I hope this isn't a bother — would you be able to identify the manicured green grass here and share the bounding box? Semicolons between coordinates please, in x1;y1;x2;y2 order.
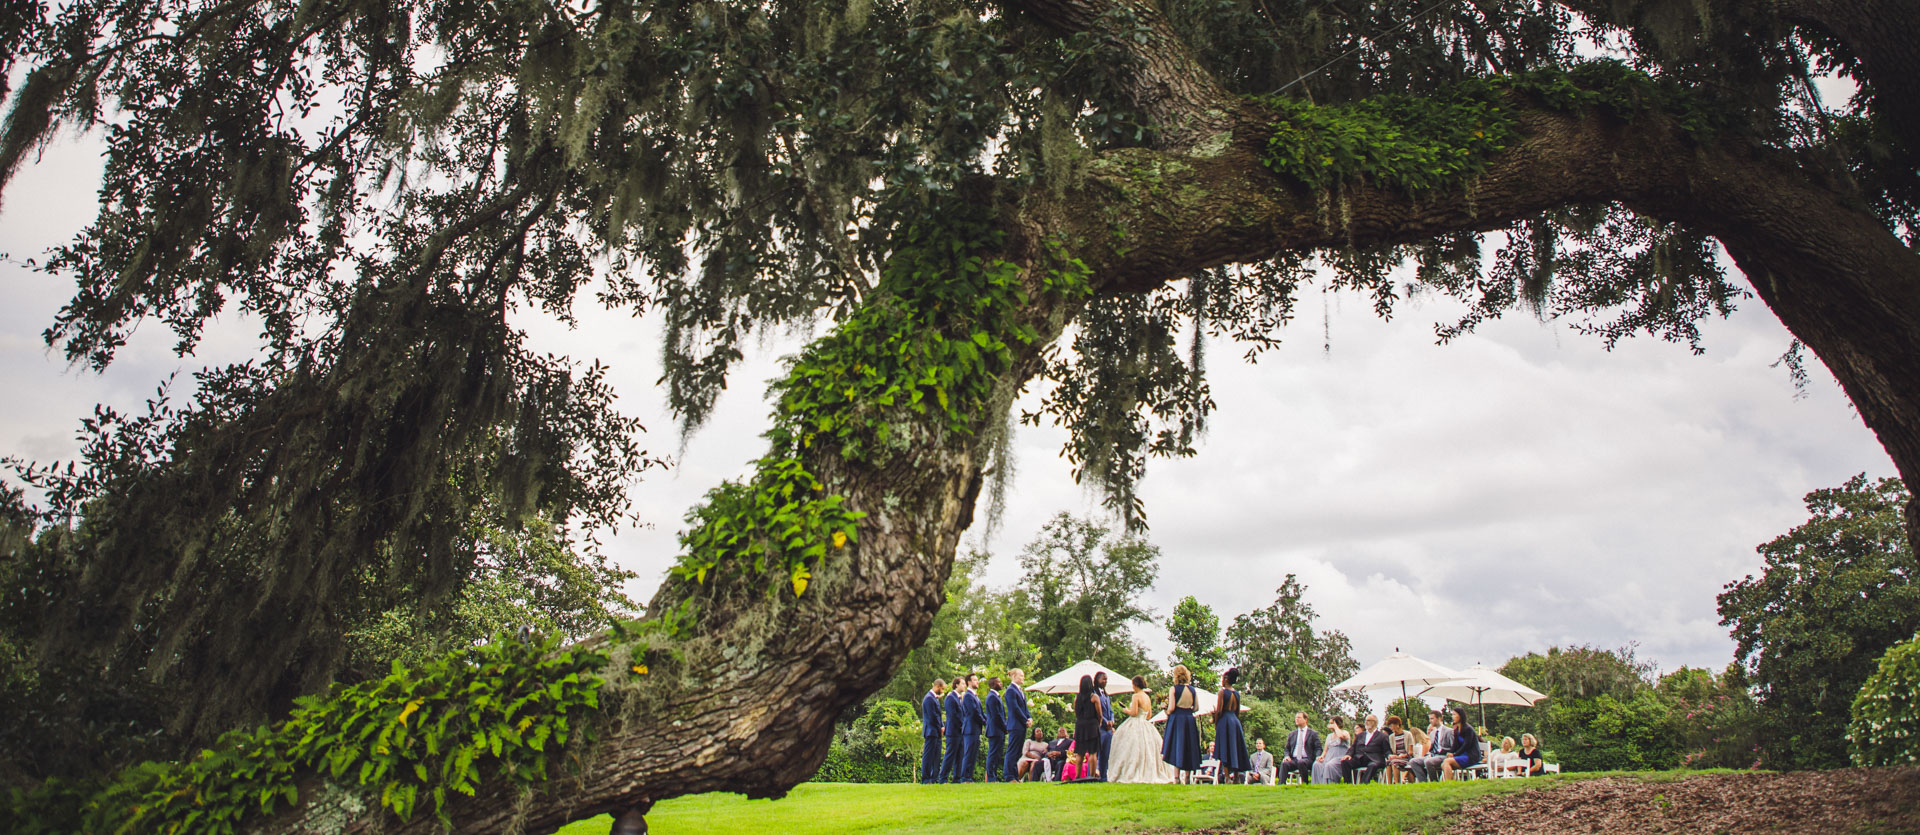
551;775;1605;834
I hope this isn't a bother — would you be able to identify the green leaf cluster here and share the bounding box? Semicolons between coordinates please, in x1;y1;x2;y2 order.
1850;632;1920;767
1258;86;1519;193
668;211;1090;604
2;634;605;834
1256;62;1721;194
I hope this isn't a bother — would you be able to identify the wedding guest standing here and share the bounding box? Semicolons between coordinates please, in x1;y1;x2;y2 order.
985;676;1008;782
941;677;964;782
1071;675;1103;781
1212;668;1252;782
1003;669;1031;782
1161;664;1203;782
960;674;985;782
1094;671;1115;781
921;678;947;784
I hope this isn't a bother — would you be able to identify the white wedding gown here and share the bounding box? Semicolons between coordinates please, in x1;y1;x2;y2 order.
1107;697;1177;784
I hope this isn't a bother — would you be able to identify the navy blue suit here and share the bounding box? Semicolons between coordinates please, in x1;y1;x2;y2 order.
1003;682;1030;781
984;689;1008;782
1097;690;1114;780
960;689;985;781
940;690;964;782
920;690;944;784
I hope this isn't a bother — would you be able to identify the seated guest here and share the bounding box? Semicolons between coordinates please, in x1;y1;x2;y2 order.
1438;708;1482;781
1061;742;1081;781
1340;715;1388;784
1518;733;1545;776
1495;736;1523;776
1311;717;1349;785
1384;716;1413;784
1197;742;1218;782
1246;739;1275;784
1410;710;1452;783
1045;726;1073;780
1279;711;1321;785
1017;727;1050;781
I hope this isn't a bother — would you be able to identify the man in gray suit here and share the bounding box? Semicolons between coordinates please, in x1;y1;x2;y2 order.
1410;709;1453;782
1245;739;1275;784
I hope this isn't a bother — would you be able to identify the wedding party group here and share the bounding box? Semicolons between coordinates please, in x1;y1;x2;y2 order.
918;664;1265;785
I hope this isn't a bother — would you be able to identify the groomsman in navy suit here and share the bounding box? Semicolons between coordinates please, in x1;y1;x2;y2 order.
1094;671;1115;781
960;674;986;781
920;679;946;784
940;678;965;782
984;677;1008;781
1002;669;1030;782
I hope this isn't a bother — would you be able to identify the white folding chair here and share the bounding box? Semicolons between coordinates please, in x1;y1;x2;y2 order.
1458;743;1494;780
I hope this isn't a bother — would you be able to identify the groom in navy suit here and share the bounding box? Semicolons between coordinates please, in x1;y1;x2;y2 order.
1002;669;1030;783
940;678;964;782
984;677;1008;782
920;679;946;784
1094;671;1115;781
960;674;985;781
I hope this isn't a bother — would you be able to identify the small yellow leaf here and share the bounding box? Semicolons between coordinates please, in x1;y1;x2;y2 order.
517;717;533;733
397;698;424;727
792;573;810;596
831;531;848;549
631;664;649;675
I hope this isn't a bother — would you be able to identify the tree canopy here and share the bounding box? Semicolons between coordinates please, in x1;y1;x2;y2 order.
4;0;1920;829
1718;474;1919;770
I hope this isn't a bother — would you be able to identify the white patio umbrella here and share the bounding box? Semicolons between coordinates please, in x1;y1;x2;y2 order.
1331;649;1464;708
1418;664;1548;728
1027;659;1137;695
1150;686;1217;722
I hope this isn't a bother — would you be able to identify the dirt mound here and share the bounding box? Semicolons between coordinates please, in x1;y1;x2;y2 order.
1443;768;1920;834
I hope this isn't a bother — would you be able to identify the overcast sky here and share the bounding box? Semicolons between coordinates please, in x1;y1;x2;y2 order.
2;131;1897;705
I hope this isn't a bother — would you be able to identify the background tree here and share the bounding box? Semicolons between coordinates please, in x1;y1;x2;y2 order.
5;0;1920;827
1850;631;1920;768
1383;696;1430;732
1491;644;1670;771
1007;512;1159;677
1657;665;1760;770
1718;475;1920;770
1167;595;1224;687
1224;576;1364;718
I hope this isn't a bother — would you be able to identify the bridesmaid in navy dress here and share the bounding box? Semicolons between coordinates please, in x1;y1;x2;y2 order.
1160;664;1203;782
1212;667;1252;781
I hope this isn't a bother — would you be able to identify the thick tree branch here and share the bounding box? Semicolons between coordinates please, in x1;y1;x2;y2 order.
1774;0;1920;156
1007;0;1242;149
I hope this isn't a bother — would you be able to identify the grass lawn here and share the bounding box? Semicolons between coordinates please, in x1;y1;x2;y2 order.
551;775;1622;834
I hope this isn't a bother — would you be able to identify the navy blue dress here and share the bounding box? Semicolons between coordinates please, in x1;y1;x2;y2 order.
1161;683;1203;771
1212;687;1252;774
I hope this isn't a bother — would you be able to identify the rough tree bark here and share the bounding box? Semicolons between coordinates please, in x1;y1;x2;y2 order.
247;0;1920;831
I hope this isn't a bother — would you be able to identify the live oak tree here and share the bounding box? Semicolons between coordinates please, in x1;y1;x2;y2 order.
4;0;1920;830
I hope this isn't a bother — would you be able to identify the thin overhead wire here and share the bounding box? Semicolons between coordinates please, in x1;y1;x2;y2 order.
1266;0;1465;96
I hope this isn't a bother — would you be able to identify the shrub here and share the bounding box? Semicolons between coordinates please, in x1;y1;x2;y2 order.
1851;633;1920;766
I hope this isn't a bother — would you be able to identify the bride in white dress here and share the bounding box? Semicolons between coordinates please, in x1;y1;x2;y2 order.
1107;675;1177;784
